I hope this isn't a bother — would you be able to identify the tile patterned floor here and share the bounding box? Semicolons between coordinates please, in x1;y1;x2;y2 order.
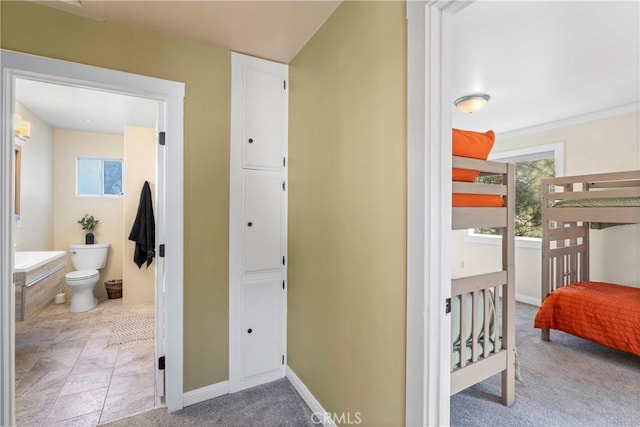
15;299;157;427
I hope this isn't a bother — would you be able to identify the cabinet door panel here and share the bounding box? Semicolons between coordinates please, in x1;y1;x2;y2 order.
244;68;283;170
243;174;282;273
243;278;282;378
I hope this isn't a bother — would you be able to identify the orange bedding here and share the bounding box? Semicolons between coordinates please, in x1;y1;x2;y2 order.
534;281;640;356
453;193;505;207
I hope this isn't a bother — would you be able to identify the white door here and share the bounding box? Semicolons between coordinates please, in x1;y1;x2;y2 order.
244;68;285;171
243;173;283;273
154;102;166;402
229;53;288;392
243;278;283;378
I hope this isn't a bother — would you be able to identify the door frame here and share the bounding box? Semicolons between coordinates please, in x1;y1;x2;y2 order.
405;1;473;425
0;50;185;424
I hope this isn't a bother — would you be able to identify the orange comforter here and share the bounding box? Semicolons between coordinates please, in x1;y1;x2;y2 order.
534;281;640;356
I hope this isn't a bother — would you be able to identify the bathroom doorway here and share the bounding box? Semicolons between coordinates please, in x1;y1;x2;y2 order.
12;78;162;425
1;50;185;425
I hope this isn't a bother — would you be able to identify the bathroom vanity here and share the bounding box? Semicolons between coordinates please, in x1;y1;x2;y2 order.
14;251;67;321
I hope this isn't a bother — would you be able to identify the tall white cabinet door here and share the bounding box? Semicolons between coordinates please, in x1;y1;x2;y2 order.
243;278;283;378
244;69;285;171
243;174;283;273
230;52;288;393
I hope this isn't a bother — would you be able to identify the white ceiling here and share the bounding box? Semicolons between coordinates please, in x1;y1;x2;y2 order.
15;79;158;134
452;1;640;134
19;1;640;136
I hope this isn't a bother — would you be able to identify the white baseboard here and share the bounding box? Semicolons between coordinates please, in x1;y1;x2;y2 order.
183;381;229;407
286;366;337;427
516;294;541;307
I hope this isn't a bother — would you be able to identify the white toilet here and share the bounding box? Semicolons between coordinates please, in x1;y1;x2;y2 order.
66;243;110;313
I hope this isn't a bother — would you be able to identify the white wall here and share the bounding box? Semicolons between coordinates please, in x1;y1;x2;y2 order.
452;111;640;304
53;129;124;301
122;126;156;305
14;102;54;251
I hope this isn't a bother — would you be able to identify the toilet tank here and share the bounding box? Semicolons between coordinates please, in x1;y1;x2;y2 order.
69;243;110;270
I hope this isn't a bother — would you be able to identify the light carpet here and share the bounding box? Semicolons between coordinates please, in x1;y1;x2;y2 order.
106;312;155;348
451;302;640;426
103;378;315;427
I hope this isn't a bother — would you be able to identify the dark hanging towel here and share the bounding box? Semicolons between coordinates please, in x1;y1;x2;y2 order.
128;181;155;268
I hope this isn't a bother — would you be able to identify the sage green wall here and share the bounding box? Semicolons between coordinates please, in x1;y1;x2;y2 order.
288;2;407;425
1;1;230;391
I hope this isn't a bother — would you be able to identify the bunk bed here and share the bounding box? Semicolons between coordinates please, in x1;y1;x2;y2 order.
535;171;640;356
450;153;516;406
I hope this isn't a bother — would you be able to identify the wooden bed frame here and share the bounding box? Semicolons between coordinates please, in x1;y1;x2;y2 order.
450;156;516;406
540;170;640;341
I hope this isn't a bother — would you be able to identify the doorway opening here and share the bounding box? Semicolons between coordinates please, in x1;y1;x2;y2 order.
1;50;185;425
13;77;160;425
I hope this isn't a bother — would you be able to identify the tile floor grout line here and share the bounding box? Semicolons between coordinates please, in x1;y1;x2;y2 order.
37;389;64;427
98;347;120;426
20;310;70;427
40;310;87;427
85;307;116;426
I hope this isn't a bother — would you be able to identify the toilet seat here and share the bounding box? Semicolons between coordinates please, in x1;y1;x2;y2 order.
66;269;99;281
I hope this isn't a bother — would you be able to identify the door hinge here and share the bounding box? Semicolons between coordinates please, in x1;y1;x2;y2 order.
282;256;286;266
283;80;287;90
283;157;286;167
159;244;165;258
282;355;285;365
158;356;166;370
445;298;451;314
282;181;286;191
159;131;166;146
282;280;285;290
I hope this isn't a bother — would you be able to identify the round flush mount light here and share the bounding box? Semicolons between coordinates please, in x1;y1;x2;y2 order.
454;93;490;114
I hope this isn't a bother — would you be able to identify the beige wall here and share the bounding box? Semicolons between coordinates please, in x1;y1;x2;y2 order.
2;0;231;390
288;2;407;425
122;126;156;305
14;102;54;251
53;129;124;301
498;112;639;176
453;111;640;302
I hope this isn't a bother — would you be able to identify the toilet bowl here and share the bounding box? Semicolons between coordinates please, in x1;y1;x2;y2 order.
65;243;110;313
66;269;100;313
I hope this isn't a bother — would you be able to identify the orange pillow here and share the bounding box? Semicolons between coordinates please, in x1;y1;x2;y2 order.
452;194;504;208
452;129;495;182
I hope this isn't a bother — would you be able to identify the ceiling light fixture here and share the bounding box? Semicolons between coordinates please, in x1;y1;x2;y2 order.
454;93;490;114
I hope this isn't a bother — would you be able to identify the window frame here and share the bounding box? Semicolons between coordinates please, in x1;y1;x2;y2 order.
465;142;564;249
76;156;124;198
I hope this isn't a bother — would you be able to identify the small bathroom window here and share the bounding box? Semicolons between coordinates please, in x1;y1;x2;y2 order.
77;157;123;197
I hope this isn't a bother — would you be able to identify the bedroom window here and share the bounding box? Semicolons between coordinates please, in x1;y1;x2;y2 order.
77;157;124;197
467;143;564;247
